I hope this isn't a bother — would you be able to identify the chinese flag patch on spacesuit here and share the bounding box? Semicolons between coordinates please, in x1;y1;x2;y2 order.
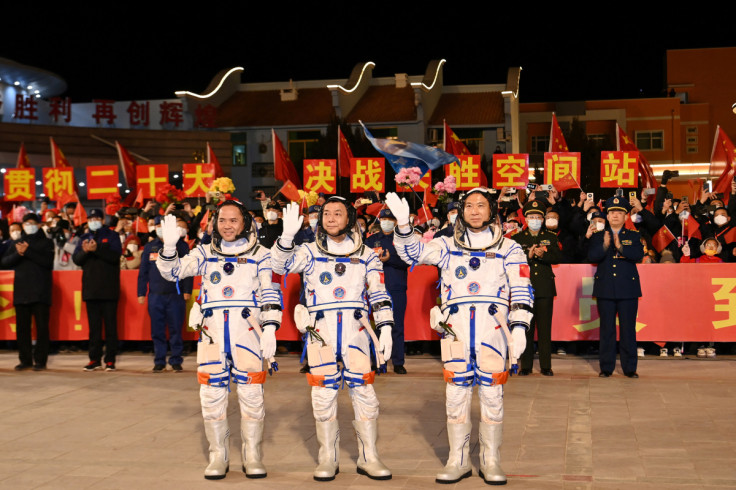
519;264;530;278
379;272;385;283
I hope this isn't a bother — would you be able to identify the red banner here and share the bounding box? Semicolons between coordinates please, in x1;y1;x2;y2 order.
303;159;337;194
3;265;736;342
86;165;119;200
136;164;169;199
544;152;581;187
350;158;385;193
182;163;215;197
445;155;483;190
3;168;36;201
601;151;639;188
492;153;529;189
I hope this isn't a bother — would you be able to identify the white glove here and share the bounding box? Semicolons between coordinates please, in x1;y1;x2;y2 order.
294;304;311;334
429;306;444;333
280;202;303;247
378;326;393;361
161;214;179;254
188;304;204;329
260;324;277;359
511;327;527;361
385;192;410;226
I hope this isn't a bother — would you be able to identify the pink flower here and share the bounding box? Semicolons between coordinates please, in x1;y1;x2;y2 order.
395;167;422;187
443;176;457;193
421;230;435;243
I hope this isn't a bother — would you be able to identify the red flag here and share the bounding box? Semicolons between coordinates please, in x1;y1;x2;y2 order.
414;204;433;226
686;215;701;240
554;172;580;192
272;130;301;187
16;143;30;168
652;225;676;253
364;202;384;217
424;187;438;207
710;126;736;205
200;209;211;232
206;142;224;179
445;121;487;186
277;180;301;203
50;137;70;168
548;113;569;152
617;123;658;190
72;200;87;228
134;217;149;234
721;227;736;244
624;214;636;231
115;141;138;192
133;187;145;208
337;127;353;178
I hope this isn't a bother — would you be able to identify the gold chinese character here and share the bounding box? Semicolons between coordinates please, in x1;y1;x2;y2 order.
44;168;75;200
352;159;383;191
305;161;335;193
712;278;736;329
495;155;526;187
184;165;214;196
5;170;34;200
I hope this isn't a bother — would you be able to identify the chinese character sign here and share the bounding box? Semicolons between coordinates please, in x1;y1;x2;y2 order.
543;152;581;186
3;169;35;201
600;151;638;188
182;163;215;197
444;155;482;190
350;158;385;193
43;168;75;201
136;165;169;199
303;159;337;194
86;166;120;199
492;154;529;189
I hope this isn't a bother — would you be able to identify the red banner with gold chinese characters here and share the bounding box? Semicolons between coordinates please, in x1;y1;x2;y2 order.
544;152;581;187
303;159;337;194
350;158;385;193
492;153;529;189
182;163;215;197
86;165;119;200
3;168;36;201
601;151;639;188
445;155;483;190
136;164;169;199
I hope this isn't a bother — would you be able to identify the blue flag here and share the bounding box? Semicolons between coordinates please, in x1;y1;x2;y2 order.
361;121;459;177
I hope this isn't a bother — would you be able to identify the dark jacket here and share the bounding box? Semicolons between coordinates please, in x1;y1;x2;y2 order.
137;238;193;296
1;230;54;305
588;227;644;299
512;228;561;298
365;231;409;290
73;226;122;301
257;220;283;249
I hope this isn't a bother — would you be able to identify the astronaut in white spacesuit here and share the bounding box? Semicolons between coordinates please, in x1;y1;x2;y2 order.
157;201;282;480
386;188;533;485
271;197;394;482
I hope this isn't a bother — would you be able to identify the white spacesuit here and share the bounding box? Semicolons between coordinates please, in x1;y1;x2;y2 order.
156;203;282;480
387;189;532;485
271;198;394;482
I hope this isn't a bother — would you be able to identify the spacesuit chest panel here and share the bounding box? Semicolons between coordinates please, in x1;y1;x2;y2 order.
442;246;510;308
305;245;368;312
201;252;261;308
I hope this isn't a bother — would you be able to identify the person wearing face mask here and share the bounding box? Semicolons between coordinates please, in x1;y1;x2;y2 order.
257;202;283;248
705;207;736;261
512;201;561;376
663;199;704;262
73;209;122;372
434;202;460;238
294;205;321;245
120;235;143;270
138;214;193;372
51;219;81;271
680;236;723;263
2;215;54;371
365;208;410;374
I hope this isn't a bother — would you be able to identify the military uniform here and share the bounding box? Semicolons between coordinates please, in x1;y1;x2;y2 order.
588;197;644;377
512;201;561;375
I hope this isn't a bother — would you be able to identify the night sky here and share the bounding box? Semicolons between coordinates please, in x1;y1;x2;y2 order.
2;6;733;104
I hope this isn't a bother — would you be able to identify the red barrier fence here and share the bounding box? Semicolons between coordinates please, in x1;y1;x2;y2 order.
1;264;735;342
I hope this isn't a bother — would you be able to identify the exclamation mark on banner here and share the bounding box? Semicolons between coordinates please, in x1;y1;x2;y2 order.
74;291;82;331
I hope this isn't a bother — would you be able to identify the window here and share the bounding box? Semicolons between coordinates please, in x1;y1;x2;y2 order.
288;130;321;163
232;144;246;166
530;136;549;154
452;128;484;155
365;127;398;139
635;130;664;151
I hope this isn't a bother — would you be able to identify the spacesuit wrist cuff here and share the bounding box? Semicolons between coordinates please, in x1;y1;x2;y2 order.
394;225;413;238
159;248;177;260
276;239;294;251
261;321;280;331
509;321;529;332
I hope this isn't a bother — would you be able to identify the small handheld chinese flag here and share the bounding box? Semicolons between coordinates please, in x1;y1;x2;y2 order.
652;225;676;253
72;201;88;228
277;180;301;203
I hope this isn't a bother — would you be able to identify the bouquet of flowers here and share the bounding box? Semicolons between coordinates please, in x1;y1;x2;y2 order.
156;184;186;213
297;189;319;208
394;167;423;189
433;176;457;205
105;194;122;216
208;177;235;205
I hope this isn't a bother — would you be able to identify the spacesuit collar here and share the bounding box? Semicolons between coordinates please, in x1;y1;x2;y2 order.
316;223;363;256
454;223;503;251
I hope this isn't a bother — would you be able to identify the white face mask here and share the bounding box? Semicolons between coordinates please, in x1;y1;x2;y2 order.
595;221;605;231
527;218;542;231
23;224;39;235
155;227;164;239
10;231;21;241
380;220;396;232
88;220;102;231
449;214;457;224
178;227;187;238
266;211;278;221
631;213;642;223
714;215;728;226
679;211;690;220
309;218;319;228
545;218;558;229
126;244;139;253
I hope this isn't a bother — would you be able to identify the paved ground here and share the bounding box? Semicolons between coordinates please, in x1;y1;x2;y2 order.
0;351;735;489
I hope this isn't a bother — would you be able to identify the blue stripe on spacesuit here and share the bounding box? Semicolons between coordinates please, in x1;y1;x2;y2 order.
206;257;257;264
223;310;231;356
481;342;503;358
336;311;343;363
235;343;262;360
469;306;476;362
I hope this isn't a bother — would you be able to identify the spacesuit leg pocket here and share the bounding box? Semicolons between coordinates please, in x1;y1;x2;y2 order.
441;338;473;386
345;329;374;388
197;341;228;387
307;341;341;389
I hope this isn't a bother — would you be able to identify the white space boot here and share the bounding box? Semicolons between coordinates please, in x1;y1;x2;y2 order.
241;419;267;478
203;419;230;480
314;420;340;481
353;419;392;480
435;421;472;484
479;422;506;485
